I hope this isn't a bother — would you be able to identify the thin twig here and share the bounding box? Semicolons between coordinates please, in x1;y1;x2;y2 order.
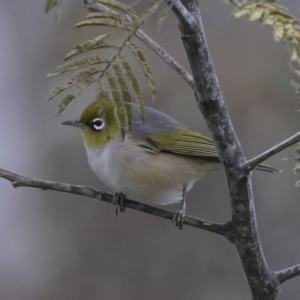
0;167;232;240
228;0;240;5
276;264;300;284
245;132;300;171
83;0;195;89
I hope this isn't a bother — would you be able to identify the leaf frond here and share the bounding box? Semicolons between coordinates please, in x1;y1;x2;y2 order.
129;43;157;100
65;34;116;60
113;63;133;127
156;5;172;31
86;12;129;21
121;60;145;119
47;0;162;121
55;94;76;116
232;1;300;63
48;66;102;101
48;55;108;76
75;18;131;30
45;0;63;19
106;72;129;131
94;0;137;17
98;0;163;83
73;66;102;84
48;79;75;100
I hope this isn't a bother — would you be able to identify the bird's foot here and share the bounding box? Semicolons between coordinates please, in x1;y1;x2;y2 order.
113;192;126;215
172;209;185;230
172;183;187;230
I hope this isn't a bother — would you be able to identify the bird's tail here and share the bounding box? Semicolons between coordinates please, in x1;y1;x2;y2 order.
256;163;280;173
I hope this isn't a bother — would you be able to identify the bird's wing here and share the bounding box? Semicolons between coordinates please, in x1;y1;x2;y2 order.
128;104;218;158
129;127;219;158
159;128;219;157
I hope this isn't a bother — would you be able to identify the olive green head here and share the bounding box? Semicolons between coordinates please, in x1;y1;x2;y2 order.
62;94;120;147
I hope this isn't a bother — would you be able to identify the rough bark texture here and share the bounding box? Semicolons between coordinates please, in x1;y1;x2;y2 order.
172;0;280;298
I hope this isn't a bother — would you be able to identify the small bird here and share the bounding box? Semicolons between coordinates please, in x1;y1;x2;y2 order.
62;93;277;229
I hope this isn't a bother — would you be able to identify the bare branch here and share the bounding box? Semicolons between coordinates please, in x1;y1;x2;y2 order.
245;132;300;171
172;0;279;298
83;0;195;88
276;264;300;284
0;167;232;239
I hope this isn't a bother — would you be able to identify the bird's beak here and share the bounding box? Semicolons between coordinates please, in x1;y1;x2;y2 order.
61;119;86;128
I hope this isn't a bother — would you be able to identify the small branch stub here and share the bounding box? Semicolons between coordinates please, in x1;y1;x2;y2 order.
245;132;300;172
276;264;300;284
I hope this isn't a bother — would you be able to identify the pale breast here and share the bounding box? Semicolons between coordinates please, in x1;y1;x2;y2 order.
84;138;206;205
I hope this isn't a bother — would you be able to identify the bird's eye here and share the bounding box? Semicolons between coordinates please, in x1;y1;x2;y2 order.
91;118;105;131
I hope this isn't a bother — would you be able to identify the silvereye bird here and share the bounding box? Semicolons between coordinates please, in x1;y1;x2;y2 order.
62;93;277;228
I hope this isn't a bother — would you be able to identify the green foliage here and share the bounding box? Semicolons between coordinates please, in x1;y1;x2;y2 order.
233;0;300;66
75;15;132;30
94;0;136;17
64;34;115;60
231;0;300;182
45;0;63;19
156;5;173;31
122;60;145;119
112;63;133;126
48;55;108;76
129;43;157;100
47;0;161;132
55;94;76;116
232;1;300;75
106;72;129;131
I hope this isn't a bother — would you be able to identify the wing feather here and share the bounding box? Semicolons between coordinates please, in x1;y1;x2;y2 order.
128;104;219;159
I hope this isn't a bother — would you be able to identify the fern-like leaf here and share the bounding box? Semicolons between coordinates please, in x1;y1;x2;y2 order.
94;0;136;17
113;63;133;127
129;43;157;100
48;55;108;76
121;60;145;120
106;72;129;130
45;0;63;20
75;18;131;30
86;12;129;21
48;67;102;100
55;94;76;116
97;0;163;87
65;34;116;60
48;79;74;100
156;5;173;31
233;1;300;63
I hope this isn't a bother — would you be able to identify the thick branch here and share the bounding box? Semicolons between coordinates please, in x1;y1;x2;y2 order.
167;0;198;31
276;264;300;284
0;167;232;240
172;0;279;299
83;0;195;89
245;132;300;171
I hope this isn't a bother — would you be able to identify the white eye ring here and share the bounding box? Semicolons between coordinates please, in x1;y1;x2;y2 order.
91;118;105;131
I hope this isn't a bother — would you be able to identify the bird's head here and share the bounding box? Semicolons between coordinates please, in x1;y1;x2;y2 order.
62;94;119;148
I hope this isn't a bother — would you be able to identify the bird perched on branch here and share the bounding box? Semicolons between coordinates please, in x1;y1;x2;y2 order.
62;92;277;229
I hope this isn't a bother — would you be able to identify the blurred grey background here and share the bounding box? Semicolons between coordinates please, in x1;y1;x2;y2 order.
0;1;300;299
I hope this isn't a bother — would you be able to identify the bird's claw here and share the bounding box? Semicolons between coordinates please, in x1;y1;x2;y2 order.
172;209;185;230
172;183;187;230
113;192;126;215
